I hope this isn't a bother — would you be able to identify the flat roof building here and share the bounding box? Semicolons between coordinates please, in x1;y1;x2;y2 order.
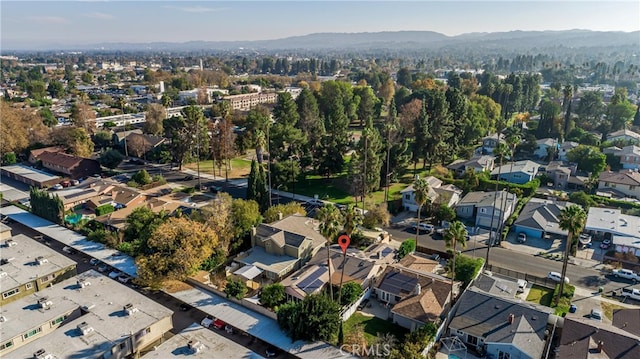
1;270;173;358
0;164;61;188
1;234;77;305
142;322;264;358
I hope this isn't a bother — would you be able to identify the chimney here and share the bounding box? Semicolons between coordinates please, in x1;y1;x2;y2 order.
597;341;604;353
508;313;515;324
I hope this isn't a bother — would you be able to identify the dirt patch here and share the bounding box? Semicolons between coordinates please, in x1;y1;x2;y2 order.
162;279;194;293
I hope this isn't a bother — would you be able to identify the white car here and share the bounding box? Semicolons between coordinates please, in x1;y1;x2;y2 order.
547;271;570;284
612;269;639;282
411;223;434;233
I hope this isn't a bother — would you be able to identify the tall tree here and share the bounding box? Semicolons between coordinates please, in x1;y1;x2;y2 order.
296;88;325;167
413;177;431;241
355;117;383;206
271;92;305;160
315;204;344;299
556;205;586;305
144;103;166;135
485;142;508;267
445;221;468;302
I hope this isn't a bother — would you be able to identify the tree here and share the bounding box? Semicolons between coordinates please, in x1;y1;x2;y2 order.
192;192;234;255
341;204;363;237
413;177;431;240
124;206;168;253
339;282;364;306
445;221;468;302
397;68;413;87
263;202;306;223
135;217;218;288
398;239;416;259
556;205;586;305
99;149;124;169
362;203;391;229
39;107;57;127
224;278;248;299
2;152;17;165
315;204;344;299
1;102;48;155
566;145;606;175
47;80;65;98
259;283;285;309
277;294;341;342
132;169;152;185
231;199;262;245
271;92;304;161
70;102;96;133
93;130;112;149
355;117;383;207
144;103;166;135
52;127;94;158
575;91;605;129
435;204;456;225
296;88;324;166
30;188;63;224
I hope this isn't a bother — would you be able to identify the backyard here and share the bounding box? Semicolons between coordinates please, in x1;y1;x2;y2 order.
342;312;408;345
526;285;554;307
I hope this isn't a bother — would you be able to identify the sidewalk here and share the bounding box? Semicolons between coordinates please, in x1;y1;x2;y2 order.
573;286;639;308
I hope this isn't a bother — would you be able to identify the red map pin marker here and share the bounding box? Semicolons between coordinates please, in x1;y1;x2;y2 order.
338;234;350;254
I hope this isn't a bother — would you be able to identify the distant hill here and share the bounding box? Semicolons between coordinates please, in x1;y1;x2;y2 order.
7;30;640;53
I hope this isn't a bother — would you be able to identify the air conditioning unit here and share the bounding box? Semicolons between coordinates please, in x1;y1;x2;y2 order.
187;340;203;354
124;303;138;316
77;278;91;288
77;321;94;336
38;297;53;309
5;239;17;247
81;304;95;312
0;270;7;278
36;256;48;265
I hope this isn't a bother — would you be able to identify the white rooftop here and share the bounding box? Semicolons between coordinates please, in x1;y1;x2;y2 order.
585;207;640;239
0;234;76;289
0;206;138;277
0;164;61;183
142;322;264;358
3;270;173;358
171;287;356;359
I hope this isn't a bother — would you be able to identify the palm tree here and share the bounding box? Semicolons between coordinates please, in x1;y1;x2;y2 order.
315;204;343;300
161;93;173;108
254;129;267;164
337;205;363;304
556;205;586;305
413;177;431;241
485;142;509;267
445;221;468;303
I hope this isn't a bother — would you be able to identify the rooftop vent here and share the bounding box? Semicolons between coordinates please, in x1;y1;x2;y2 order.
36;256;48;265
124;303;139;316
0;315;7;322
38;297;53;309
77;278;91;288
187;340;203;354
0;270;7;278
81;304;95;312
77;321;94;336
5;239;17;247
0;257;15;265
33;349;53;359
508;313;515;324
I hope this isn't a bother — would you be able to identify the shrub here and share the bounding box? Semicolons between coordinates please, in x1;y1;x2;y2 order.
132;169;152;185
95;204;115;216
260;283;286;309
224;278;248;299
398;239;416;259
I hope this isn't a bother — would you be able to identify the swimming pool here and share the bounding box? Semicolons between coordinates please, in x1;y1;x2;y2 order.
65;213;85;224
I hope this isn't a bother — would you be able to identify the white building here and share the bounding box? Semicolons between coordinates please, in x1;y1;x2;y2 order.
585;207;640;256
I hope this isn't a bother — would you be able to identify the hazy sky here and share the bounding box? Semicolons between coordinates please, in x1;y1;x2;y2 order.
2;1;639;49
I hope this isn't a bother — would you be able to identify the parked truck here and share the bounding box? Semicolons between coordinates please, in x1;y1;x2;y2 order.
612;269;640;282
621;287;640;301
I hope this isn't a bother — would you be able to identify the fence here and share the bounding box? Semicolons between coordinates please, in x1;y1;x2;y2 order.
485;264;557;289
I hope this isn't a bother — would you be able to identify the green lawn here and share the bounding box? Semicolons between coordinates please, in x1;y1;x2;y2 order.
526;285;554;307
343;312;408;345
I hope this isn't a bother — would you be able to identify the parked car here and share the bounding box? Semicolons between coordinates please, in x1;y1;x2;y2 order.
569;304;578;313
517;233;527;243
612;268;639;282
51;184;63;190
590;308;603;321
600;239;612;249
108;271;120;279
620;287;640;301
411;222;434;233
517;279;528;293
117;274;132;284
71;180;80;186
62;246;77;254
547;271;570;284
97;264;108;272
201;316;214;328
305;198;324;207
212;318;225;330
89;258;100;266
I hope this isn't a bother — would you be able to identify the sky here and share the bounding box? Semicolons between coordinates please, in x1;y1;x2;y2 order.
1;1;639;49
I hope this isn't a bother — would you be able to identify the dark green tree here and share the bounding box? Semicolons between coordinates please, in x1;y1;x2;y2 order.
259;283;286;308
225;278;248;299
339;282;364;305
398;239;416;259
276;294;340;342
30;188;63;224
99;149;124;169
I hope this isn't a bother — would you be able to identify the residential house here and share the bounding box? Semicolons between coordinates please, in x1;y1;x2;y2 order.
490;160;539;185
472;273;520;298
448;287;552;359
0;234;77;306
112;129;143;146
38;152;101;179
397;253;441;274
584;207;640;256
456;191;518;230
544;161;585;190
534;138;557;159
125;132;167;158
1;270;173;358
237;214;326;280
28;146;66;164
556;317;640;359
613;145;640;170
612;308;640;337
281;246;383;301
513;198;572;239
475;133;505;155
607;129;640;144
86;184;146;211
374;266;453;332
401;176;462;212
447;155;495;177
558;141;579;161
597;169;640;199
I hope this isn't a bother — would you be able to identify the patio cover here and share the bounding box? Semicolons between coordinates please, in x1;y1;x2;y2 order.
234;265;263;280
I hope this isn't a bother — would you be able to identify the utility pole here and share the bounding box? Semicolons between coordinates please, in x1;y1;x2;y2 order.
267;123;272;207
362;130;367;211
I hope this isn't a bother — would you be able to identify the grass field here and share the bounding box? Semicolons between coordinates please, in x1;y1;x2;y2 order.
526;285;554;307
342;312;408;345
185;157;253;178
